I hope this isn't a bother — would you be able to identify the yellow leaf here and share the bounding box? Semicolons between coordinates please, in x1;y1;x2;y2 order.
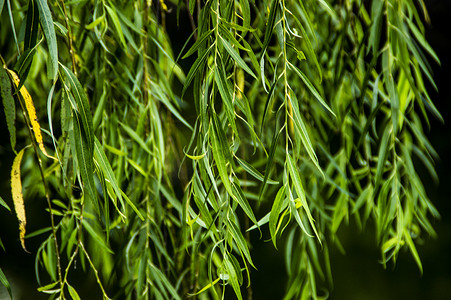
184;151;207;160
11;147;30;252
6;69;56;160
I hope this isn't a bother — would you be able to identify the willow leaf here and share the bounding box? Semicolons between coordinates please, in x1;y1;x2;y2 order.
220;37;257;79
286;153;321;243
119;122;152;155
182;28;214;59
0;67;16;152
0;267;12;300
82;219;114;254
7;69;55;159
263;0;279;52
94;137;126;217
17;0;39;87
105;4;127;50
60;64;94;153
67;283;81;300
182;45;213;97
36;0;58;81
209;113;233;196
232;182;258;226
270;186;286;248
11;146;29;252
235;156;278;184
375;125;392;189
228;219;255;268
0;196;10;212
288;61;335;116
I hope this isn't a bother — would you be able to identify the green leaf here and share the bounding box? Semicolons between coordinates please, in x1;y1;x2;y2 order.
60;64;94;154
375;124;392;189
214;57;237;134
288;61;335;116
94;137;128;218
406;18;440;64
189;0;195;15
182;45;213;97
224;254;243;300
220;37;257;79
119;121;152;155
0;196;11;211
0;267;12;300
232;182;258;226
82;219;114;254
368;0;384;55
0;67;16;152
235;156;278;185
15;47;38;91
72;109;99;212
263;0;279;52
182;28;214;59
289;91;323;176
286;153;321;243
36;0;58;81
17;0;40;87
67;282;81;300
228;219;255;268
269;186;286;248
105;4;127;50
209;112;234;196
404;228;423;273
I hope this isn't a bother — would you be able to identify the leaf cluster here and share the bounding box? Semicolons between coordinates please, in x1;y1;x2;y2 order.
0;0;441;299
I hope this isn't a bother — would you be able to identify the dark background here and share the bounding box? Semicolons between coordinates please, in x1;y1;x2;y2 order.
1;1;451;299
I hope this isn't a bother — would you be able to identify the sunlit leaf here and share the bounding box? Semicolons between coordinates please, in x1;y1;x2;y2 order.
11;146;29;252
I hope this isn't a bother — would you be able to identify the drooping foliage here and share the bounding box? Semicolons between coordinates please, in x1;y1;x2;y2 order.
0;0;441;299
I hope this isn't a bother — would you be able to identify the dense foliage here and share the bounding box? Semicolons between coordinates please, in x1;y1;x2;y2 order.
0;0;441;299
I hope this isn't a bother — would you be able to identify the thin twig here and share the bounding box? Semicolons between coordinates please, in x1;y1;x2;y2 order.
185;0;198;40
16;85;63;297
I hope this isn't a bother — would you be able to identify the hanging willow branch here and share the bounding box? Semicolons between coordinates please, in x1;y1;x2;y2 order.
0;0;441;299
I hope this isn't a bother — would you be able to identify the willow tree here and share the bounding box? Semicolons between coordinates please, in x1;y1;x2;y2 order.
0;0;441;299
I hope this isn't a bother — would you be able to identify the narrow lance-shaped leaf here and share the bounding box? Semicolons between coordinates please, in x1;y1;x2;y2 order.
0;267;12;300
73;107;99;212
0;196;11;211
182;28;214;59
0;67;16;152
60;64;94;154
269;186;286;248
288;61;335;117
286;153;321;243
11;146;30;252
182;45;213;97
16;0;39;88
235;156;278;185
94;137;144;220
67;282;81;300
220;37;257;79
36;0;58;81
105;4;127;50
7;69;55;159
209;113;234;196
227;219;255;269
0;0;4;16
214;57;238;135
289;91;323;176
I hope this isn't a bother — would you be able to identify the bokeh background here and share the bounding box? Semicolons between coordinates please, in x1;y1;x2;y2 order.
1;0;451;299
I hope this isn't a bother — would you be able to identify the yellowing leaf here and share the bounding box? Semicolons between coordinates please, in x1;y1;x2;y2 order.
184;151;206;160
11;146;30;252
6;69;56;160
